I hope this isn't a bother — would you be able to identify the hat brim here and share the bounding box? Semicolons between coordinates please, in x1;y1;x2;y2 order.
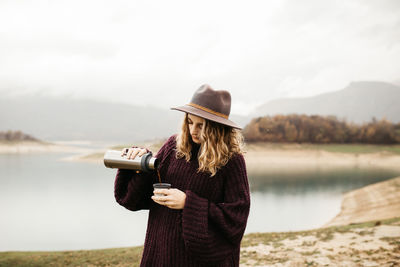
171;105;242;130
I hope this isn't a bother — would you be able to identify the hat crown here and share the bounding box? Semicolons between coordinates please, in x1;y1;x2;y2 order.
170;84;241;129
190;84;231;117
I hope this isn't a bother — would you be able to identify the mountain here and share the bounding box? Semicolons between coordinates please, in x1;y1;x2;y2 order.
253;81;400;123
0;96;249;143
0;96;183;143
2;81;397;143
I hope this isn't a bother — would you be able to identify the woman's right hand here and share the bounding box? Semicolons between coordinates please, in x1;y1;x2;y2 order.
121;147;149;160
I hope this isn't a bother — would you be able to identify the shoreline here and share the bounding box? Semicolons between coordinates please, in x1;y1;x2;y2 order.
2;141;396;171
325;176;400;227
240;175;400;266
245;149;400;173
0;141;92;154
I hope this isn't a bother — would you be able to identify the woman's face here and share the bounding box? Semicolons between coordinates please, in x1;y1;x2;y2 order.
187;114;204;144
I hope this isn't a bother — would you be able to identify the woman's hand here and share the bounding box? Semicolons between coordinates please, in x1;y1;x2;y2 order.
121;147;148;160
152;188;186;210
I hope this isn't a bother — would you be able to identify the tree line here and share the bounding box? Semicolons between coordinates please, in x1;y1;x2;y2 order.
0;130;39;142
243;114;400;144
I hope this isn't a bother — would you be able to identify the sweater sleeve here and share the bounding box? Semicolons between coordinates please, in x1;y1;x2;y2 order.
114;135;176;211
181;154;250;262
114;169;153;211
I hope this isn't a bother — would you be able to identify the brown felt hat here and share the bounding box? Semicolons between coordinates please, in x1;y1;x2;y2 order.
171;84;242;129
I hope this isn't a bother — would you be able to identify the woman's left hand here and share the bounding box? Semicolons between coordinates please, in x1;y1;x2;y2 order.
151;188;186;209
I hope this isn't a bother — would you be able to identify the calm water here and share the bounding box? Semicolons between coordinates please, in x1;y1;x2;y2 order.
1;152;399;251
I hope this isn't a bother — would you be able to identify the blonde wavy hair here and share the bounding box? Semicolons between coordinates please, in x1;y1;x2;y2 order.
176;113;244;176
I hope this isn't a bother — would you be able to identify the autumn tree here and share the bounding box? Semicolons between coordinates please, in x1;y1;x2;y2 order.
243;114;400;144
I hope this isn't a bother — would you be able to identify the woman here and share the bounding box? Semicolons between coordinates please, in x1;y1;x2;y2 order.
114;84;250;267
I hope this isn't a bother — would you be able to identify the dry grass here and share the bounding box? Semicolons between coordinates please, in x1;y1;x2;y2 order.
2;218;398;267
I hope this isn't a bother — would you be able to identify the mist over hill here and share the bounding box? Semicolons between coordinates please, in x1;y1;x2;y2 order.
1;81;398;142
0;96;179;143
0;96;248;143
253;81;400;123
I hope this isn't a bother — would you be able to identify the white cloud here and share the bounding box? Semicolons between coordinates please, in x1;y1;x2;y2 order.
0;0;399;115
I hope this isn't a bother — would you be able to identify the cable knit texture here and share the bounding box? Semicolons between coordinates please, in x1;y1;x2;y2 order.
114;135;250;267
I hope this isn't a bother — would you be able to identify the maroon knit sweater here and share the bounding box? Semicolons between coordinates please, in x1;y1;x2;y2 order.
114;135;250;267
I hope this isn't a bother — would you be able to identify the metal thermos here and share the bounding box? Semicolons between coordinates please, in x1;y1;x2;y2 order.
103;150;158;172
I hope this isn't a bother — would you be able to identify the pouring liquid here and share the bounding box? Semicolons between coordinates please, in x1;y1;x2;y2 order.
157;169;162;183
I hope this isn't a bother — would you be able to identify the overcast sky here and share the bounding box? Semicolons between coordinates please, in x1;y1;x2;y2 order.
0;0;399;115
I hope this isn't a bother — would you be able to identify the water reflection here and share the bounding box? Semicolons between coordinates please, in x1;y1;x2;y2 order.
248;168;400;194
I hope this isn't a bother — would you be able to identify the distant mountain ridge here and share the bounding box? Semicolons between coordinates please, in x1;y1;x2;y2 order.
0;96;248;143
0;96;185;143
253;81;400;123
1;81;398;142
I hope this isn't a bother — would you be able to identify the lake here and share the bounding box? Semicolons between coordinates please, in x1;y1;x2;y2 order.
1;151;399;251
